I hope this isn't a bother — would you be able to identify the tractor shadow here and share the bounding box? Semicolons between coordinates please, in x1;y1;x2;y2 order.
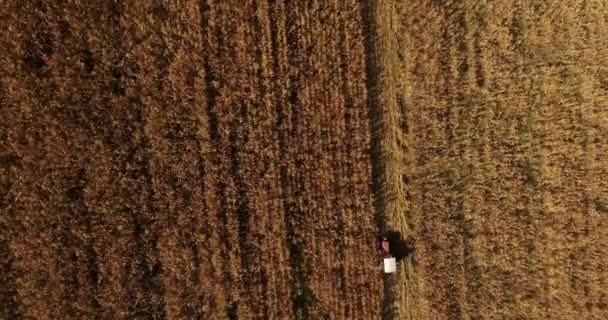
385;231;415;263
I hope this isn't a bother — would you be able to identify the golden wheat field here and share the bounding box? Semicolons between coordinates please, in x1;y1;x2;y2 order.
1;0;607;319
372;0;608;319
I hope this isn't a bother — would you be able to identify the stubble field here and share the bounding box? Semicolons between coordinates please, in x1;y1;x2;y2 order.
373;0;608;319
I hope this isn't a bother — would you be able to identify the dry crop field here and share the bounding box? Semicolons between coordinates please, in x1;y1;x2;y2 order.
1;0;607;320
0;1;381;319
371;0;608;319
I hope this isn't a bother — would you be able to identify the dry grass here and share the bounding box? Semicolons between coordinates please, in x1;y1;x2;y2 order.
369;0;608;319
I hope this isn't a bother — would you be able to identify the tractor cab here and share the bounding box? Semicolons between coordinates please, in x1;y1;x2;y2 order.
380;236;391;258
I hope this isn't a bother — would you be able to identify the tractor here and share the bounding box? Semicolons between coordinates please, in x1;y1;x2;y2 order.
379;236;396;273
378;232;416;274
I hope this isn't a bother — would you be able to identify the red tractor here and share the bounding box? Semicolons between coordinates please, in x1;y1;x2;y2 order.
379;236;392;258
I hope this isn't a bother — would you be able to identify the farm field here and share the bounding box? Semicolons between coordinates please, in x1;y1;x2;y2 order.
1;0;608;320
372;0;608;319
0;1;382;319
